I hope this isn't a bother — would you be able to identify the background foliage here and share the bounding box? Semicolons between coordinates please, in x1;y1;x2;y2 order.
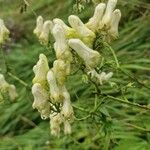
0;0;150;149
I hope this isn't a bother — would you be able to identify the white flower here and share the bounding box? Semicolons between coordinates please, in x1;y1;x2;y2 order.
64;120;71;135
32;53;49;87
108;9;121;39
98;72;113;85
32;83;50;119
8;84;18;101
52;24;72;62
68;39;101;68
0;74;18;101
68;15;95;47
52;59;68;85
47;70;62;103
86;3;106;32
50;113;63;136
99;0;117;29
88;70;113;85
0;19;10;44
0;74;9;92
61;86;74;120
39;20;53;45
33;16;44;37
53;18;70;34
53;18;78;39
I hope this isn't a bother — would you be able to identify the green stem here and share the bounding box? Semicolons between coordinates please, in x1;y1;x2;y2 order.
8;72;30;89
106;95;150;111
104;42;120;68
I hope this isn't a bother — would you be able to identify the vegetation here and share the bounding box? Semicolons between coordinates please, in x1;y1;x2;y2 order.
0;0;150;149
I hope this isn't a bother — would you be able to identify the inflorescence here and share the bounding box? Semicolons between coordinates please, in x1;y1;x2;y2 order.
32;0;121;136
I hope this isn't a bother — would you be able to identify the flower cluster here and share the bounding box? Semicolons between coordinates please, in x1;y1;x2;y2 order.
0;19;10;45
32;54;73;136
32;0;121;136
0;74;18;102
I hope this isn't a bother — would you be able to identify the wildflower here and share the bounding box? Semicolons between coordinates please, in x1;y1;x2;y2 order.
52;59;68;85
52;24;72;62
47;70;62;103
99;0;118;29
33;16;44;37
32;53;49;87
64;120;71;135
68;15;96;47
39;20;53;45
88;70;113;85
86;3;106;32
61;86;74;121
68;39;101;69
0;19;10;44
0;74;9;92
53;18;78;39
50;113;63;136
0;74;18;101
32;83;50;119
108;9;121;39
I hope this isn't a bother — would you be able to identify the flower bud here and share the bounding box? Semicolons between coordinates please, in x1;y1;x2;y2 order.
0;19;10;44
47;70;62;103
32;53;49;87
64;120;71;135
86;3;106;32
32;83;50;119
33;16;44;37
39;20;53;45
108;9;121;39
68;39;101;68
99;0;117;29
68;15;96;47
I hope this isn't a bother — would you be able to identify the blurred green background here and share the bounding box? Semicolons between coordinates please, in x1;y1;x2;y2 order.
0;0;150;150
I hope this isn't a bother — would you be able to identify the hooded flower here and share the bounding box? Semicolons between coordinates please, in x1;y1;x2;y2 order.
52;24;72;62
53;18;78;39
50;113;63;136
0;74;18;101
99;0;118;29
68;15;96;48
61;86;74;121
52;59;68;85
47;69;62;103
32;53;49;87
39;20;53;45
108;9;121;39
32;83;50;119
0;19;10;44
86;3;106;32
68;39;101;69
33;16;44;37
